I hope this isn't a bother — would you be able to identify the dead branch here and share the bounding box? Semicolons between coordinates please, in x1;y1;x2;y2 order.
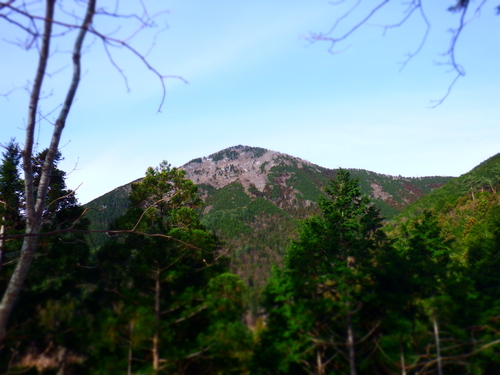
310;0;493;105
172;305;207;324
1;1;184;112
0;0;97;345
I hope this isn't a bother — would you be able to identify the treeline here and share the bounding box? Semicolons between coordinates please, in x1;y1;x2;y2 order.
1;143;500;374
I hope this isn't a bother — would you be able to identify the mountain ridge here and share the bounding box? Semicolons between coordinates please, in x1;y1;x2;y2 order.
83;145;457;309
86;145;454;225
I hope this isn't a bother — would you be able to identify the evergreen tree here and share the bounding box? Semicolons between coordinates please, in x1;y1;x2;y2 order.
461;205;500;372
93;162;251;374
392;211;469;374
32;149;79;217
0;140;23;268
255;169;388;374
0;149;93;374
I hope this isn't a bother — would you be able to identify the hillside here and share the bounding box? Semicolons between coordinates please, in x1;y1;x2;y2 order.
392;153;500;218
182;146;450;217
85;145;452;244
84;145;452;308
387;153;500;250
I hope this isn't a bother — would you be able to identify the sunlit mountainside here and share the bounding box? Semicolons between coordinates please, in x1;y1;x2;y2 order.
86;145;452;245
387;153;500;249
85;145;453;307
88;146;451;218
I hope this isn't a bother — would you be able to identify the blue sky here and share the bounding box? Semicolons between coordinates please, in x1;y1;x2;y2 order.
1;0;499;204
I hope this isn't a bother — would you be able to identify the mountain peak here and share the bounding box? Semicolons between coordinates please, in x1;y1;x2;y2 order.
181;145;317;191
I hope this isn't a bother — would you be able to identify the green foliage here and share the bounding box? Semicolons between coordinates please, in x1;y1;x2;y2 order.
211;149;239;162
0;140;23;262
90;161;252;373
0;140;23;225
464;205;500;307
84;182;132;248
397;211;452;297
255;166;488;373
204;181;252;211
250;147;267;159
202;208;252;239
394;153;500;223
4;148;500;373
0;150;94;374
265;163;328;203
254;169;388;374
259;161;269;173
372;198;400;219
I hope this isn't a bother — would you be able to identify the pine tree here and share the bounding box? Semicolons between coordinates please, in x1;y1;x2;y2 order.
93;162;251;374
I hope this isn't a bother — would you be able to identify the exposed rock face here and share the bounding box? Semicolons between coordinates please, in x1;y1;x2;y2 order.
371;182;391;201
85;145;453;249
180;145;451;216
182;145;316;194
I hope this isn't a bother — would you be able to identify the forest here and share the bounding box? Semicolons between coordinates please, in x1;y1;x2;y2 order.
1;141;500;375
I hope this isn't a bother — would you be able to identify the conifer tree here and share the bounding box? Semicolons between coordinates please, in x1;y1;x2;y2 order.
393;211;462;374
94;162;251;374
255;169;388;374
0;149;93;373
0;140;23;268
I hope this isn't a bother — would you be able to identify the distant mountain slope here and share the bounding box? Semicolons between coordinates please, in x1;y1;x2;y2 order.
393;153;500;219
85;145;451;241
84;145;453;308
387;153;500;244
182;145;451;219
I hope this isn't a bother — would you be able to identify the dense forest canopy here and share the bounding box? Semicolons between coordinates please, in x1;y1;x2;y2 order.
1;1;499;372
1;147;500;373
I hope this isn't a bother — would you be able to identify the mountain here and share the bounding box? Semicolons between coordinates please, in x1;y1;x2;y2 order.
182;145;450;217
84;145;453;308
387;153;500;250
85;145;451;243
392;153;500;219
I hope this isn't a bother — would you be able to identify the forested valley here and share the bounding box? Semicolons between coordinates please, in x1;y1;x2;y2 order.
1;142;500;374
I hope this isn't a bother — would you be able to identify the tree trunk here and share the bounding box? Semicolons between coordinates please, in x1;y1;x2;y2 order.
433;315;443;375
400;342;407;375
347;309;357;375
0;0;95;346
0;219;5;269
153;266;161;372
315;346;325;375
128;321;134;375
0;234;38;342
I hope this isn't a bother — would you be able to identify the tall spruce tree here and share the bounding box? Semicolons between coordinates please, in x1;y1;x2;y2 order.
255;169;388;375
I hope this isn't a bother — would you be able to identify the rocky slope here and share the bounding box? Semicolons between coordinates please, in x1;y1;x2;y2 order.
181;145;451;218
84;145;453;310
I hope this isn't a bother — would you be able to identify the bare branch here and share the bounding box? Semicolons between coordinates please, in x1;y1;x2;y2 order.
308;0;390;53
0;86;22;99
172;305;207;324
354;320;380;345
0;0;96;345
313;0;493;105
1;1;181;112
183;345;214;360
